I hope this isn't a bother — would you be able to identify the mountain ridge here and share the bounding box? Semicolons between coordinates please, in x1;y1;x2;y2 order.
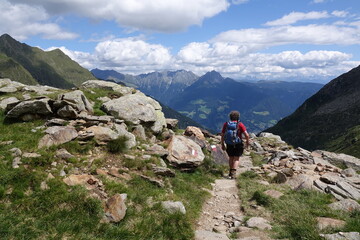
0;34;95;88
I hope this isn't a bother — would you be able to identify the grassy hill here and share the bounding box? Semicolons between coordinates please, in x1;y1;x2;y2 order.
267;65;360;157
0;34;95;88
0;53;37;85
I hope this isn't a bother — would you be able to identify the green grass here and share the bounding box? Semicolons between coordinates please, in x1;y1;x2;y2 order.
236;171;360;240
107;136;128;154
325;125;360;158
0;108;222;239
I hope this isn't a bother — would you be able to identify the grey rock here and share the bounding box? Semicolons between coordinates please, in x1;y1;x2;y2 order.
320;232;360;240
113;123;137;149
328;199;360;212
104;193;127;223
55;148;74;160
140;175;165;188
38;126;78;148
45;118;67;126
195;230;230;240
57;105;78;119
58;90;93;114
146;144;168;157
246;217;272;230
166;118;178;129
167;136;205;169
317;217;346;230
286;174;317;190
314;179;329;192
12;157;22;168
320;172;343;185
258;132;284;143
281;168;294;177
161;201;186;214
10;147;22;157
342;168;358;177
336;181;360;200
6;98;53;119
132;124;147;140
86;126;118;143
184;126;205;140
318;150;360;172
0;97;19;110
22;152;41;158
81;80;134;96
153;166;175;177
263;189;284;199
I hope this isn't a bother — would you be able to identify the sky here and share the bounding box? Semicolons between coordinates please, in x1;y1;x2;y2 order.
1;0;360;83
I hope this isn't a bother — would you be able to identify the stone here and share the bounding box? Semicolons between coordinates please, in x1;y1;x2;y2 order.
38;126;78;148
152;166;176;177
57;105;78;119
12;157;22;168
281;168;294;177
258;132;284;143
58;90;93;114
320;232;360;240
140;175;164;188
341;168;357;177
195;230;230;240
336;181;360;200
113;123;137;149
210;144;228;165
104;193;127;223
320;172;343;185
45;118;68;126
101;93;165;133
317;217;346;230
0;97;19;110
286;174;317;190
184;126;205;140
146;144;168;157
273;171;287;184
246;217;272;230
167;135;205;169
86;126;118;143
55;148;74;160
166;118;178;129
81;80;134;96
318;150;360;172
263;190;284;199
6;98;53;119
161;201;186;214
22;152;41;158
10;147;22;157
328;199;360;212
132;125;146;140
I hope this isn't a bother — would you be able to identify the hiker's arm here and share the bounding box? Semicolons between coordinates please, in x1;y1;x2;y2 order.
244;131;250;148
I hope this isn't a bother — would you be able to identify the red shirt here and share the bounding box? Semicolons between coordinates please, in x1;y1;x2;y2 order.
221;121;247;137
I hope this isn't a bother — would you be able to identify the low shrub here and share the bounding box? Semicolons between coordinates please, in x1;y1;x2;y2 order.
107;136;128;154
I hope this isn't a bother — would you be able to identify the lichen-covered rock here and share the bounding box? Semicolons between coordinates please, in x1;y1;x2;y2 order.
6;98;53;119
38;126;78;148
58;90;93;114
167;135;205;169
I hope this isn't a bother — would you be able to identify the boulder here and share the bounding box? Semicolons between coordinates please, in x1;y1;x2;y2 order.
161;201;186;214
132;125;146;140
317;150;360;172
184;126;205;140
6;98;53;119
167;136;205;169
209;144;228;165
258;132;284;143
246;217;272;230
81;80;134;96
63;174;100;190
57;105;78;119
38;126;78;148
316;217;346;231
113;123;137;149
104;193;127;223
166;118;178;129
152;166;175;177
58;90;93;114
86;126;119;143
286;174;317;190
0;97;19;110
55;148;75;160
328;199;360;212
146;144;168;157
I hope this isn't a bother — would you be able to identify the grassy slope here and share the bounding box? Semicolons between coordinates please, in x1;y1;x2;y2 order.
0;53;37;85
325;125;360;158
0;87;222;239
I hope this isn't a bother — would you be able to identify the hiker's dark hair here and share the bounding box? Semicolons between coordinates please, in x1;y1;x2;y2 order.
229;111;240;121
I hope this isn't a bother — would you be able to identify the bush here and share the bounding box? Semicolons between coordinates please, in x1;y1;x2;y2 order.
252;191;272;206
107;136;128;153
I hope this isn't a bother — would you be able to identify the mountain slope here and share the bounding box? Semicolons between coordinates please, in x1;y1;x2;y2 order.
0;53;37;85
0;34;94;88
267;65;360;156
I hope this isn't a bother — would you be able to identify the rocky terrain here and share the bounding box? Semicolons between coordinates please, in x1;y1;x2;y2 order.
0;78;359;239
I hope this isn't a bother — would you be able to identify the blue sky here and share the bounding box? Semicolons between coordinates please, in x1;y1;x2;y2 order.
1;0;360;83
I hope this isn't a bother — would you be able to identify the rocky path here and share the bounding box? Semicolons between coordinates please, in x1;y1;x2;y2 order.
195;155;272;240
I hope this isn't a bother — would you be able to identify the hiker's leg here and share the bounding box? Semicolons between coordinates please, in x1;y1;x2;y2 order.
232;156;240;170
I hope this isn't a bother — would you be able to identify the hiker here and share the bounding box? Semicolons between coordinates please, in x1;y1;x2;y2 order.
221;110;250;179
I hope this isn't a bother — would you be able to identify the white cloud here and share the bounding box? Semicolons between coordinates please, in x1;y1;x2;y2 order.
232;0;248;5
0;0;77;40
265;11;330;26
312;0;326;3
213;24;360;47
8;0;230;32
50;38;174;74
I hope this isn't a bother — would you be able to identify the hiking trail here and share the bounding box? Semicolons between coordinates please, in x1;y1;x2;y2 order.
195;155;272;240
